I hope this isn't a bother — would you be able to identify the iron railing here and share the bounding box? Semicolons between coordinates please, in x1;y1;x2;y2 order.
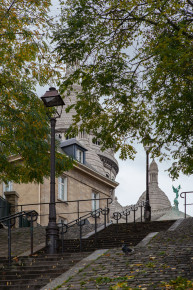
180;191;193;218
0;197;112;223
0;210;38;265
58;207;110;252
112;201;145;224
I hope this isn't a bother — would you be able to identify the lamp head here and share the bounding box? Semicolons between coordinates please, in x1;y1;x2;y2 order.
41;87;65;107
144;144;151;152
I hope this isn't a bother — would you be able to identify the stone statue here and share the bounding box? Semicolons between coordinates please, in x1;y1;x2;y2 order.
172;185;181;210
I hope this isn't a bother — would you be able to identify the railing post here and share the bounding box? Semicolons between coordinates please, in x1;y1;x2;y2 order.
104;208;106;228
30;214;33;255
21;206;23;228
77;201;80;220
106;199;109;224
95;212;97;247
61;220;64;253
185;193;187;219
8;219;11;266
134;209;136;224
79;219;82;252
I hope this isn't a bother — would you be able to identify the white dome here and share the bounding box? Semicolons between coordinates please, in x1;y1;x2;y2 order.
137;160;171;210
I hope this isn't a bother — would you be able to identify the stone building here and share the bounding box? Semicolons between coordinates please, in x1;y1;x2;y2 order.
110;160;186;222
0;73;119;226
0;140;118;226
55;88;119;183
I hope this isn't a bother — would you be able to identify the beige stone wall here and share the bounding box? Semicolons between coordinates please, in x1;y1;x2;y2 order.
39;167;113;226
0;182;41;224
54;167;112;225
0;165;117;227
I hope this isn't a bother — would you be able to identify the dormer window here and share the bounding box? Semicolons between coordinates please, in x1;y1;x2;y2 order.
60;138;87;165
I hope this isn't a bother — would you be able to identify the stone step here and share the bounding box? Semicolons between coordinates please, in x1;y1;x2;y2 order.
0;271;64;280
0;284;43;290
59;220;176;252
0;220;176;288
0;268;67;277
0;250;92;289
0;277;54;286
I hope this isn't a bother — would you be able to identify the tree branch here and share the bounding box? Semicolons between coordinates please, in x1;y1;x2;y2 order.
187;0;193;7
0;0;17;22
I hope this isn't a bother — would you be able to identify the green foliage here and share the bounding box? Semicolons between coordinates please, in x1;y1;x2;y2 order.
0;0;72;183
145;262;156;268
160;276;193;289
95;275;131;285
54;0;193;178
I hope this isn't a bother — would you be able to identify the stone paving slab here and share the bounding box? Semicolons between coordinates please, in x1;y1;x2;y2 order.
50;218;193;289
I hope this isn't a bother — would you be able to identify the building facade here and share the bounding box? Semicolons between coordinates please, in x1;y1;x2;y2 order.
0;78;119;225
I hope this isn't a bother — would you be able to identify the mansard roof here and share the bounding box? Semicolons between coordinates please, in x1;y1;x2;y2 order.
60;138;87;151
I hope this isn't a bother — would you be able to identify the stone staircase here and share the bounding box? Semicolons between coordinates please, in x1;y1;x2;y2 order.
61;220;176;252
0;220;176;289
0;251;91;289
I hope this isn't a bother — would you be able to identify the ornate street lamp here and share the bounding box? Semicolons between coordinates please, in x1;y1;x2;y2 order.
41;87;65;254
144;144;151;222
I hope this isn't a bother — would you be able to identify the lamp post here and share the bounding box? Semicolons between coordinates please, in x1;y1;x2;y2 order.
41;87;64;254
144;144;151;222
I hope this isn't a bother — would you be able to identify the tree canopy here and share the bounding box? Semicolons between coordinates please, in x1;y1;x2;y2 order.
0;0;72;183
54;0;193;178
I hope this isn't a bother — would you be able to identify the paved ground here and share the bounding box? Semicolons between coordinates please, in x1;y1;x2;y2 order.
50;218;193;289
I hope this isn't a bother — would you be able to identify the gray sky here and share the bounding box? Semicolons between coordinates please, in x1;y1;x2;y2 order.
115;144;193;216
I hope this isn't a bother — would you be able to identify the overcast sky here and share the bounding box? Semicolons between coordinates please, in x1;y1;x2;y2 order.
42;0;193;217
115;144;193;216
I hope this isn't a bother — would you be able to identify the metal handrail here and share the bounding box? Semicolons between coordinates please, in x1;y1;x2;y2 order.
0;210;38;265
112;201;145;224
0;210;37;223
0;197;112;209
180;191;193;218
58;207;109;252
0;197;112;220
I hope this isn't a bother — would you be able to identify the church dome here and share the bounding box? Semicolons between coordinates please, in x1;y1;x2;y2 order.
150;159;158;172
137;160;172;211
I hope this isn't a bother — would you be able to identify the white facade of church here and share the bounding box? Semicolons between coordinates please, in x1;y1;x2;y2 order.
110;160;186;222
55;71;119;184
